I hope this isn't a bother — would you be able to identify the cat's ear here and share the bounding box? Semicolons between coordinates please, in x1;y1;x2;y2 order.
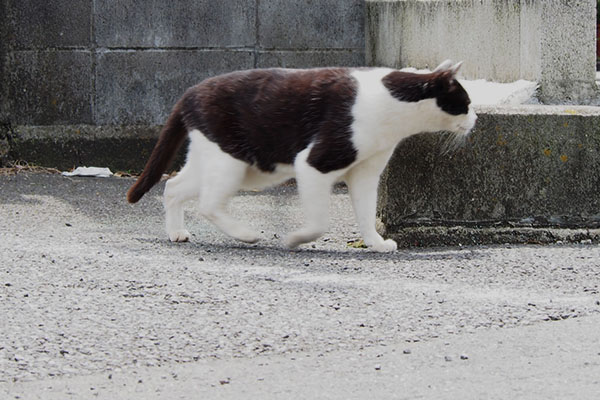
433;60;453;73
437;61;463;91
449;61;463;76
433;60;463;78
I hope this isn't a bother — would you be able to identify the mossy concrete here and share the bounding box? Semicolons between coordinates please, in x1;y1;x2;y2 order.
378;105;600;246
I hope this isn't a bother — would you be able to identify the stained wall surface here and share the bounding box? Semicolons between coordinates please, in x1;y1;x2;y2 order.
0;0;365;127
366;0;598;103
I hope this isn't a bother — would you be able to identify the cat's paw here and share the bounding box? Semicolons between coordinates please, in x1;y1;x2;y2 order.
235;230;261;244
371;239;397;252
284;234;302;249
168;229;190;242
285;229;322;249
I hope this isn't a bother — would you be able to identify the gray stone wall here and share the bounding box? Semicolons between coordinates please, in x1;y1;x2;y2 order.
366;0;598;103
0;0;365;128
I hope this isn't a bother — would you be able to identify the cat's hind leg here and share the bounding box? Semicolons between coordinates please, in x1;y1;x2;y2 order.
345;150;397;252
196;135;260;244
285;150;340;249
199;164;260;243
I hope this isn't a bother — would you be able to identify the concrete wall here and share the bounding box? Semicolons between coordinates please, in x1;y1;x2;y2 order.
0;0;365;129
366;0;598;103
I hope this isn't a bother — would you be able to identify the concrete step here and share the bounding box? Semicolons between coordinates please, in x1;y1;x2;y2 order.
379;105;600;245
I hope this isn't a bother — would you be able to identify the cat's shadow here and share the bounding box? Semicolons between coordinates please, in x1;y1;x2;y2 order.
139;236;479;264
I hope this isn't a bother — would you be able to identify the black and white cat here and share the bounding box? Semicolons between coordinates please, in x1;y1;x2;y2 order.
127;60;477;252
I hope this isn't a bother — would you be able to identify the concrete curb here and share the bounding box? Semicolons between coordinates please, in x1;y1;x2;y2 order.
385;226;600;248
378;104;600;245
1;124;170;172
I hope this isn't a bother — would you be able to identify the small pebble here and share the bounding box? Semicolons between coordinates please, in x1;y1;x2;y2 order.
444;356;452;362
460;354;469;360
374;364;381;371
403;349;412;354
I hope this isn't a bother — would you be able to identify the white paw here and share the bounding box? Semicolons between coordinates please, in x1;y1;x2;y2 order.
371;239;397;252
284;229;322;249
284;233;302;249
236;230;260;244
168;229;190;242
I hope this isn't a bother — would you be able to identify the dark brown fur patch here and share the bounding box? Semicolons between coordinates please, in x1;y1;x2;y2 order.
382;71;470;115
179;68;358;173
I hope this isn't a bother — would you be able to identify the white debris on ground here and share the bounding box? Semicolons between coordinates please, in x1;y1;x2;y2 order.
61;166;113;178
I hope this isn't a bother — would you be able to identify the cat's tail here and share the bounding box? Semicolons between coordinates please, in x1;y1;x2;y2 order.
127;102;187;204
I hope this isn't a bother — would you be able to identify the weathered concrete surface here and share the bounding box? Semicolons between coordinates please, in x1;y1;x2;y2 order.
94;0;256;48
379;105;600;245
2;51;94;125
258;0;365;50
366;0;599;103
0;0;365;127
255;50;366;69
4;315;600;399
1;172;600;399
0;125;189;172
3;0;92;49
94;50;255;125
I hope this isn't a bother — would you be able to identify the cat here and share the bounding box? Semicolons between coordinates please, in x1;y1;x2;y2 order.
127;60;477;252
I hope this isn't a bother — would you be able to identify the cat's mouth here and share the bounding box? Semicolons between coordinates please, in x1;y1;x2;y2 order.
455;113;478;135
454;123;475;135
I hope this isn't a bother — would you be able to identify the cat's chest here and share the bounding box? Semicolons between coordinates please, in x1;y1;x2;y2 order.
349;106;408;161
349;69;413;157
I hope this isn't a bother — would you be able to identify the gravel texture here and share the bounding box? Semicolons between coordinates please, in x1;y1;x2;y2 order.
1;173;600;398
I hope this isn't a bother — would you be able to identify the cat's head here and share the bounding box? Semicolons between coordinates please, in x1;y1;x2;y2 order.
430;60;477;137
382;60;477;138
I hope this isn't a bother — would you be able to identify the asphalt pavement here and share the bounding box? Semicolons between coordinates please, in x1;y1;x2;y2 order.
1;172;599;399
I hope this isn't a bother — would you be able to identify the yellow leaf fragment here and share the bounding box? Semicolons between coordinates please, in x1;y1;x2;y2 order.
347;239;367;249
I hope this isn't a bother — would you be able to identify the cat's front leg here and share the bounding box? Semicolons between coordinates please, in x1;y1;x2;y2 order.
165;202;191;242
286;151;339;249
345;150;397;253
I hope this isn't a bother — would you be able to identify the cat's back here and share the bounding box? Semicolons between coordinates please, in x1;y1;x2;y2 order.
178;67;360;170
189;67;355;103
